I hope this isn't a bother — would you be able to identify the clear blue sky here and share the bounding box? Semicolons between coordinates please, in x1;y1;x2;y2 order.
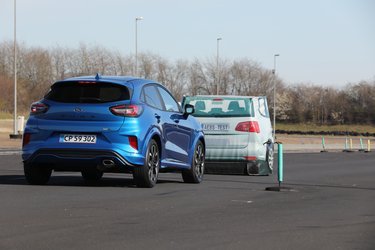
1;0;374;87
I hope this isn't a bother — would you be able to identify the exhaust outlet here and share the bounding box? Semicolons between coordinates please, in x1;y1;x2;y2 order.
102;159;115;168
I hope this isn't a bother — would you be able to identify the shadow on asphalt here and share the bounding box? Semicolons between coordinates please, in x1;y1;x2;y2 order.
0;174;183;188
0;175;27;185
283;181;375;191
1;173;373;191
205;176;375;191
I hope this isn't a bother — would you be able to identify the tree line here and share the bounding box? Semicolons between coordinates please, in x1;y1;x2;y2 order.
0;41;374;125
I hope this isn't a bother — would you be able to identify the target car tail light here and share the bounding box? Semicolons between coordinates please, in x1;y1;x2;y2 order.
235;121;260;133
243;156;257;161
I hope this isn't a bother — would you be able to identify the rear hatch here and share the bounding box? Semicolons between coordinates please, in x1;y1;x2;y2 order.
36;80;132;132
184;96;255;149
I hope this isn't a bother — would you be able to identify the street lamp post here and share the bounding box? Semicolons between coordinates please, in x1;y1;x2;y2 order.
135;16;143;77
272;54;280;141
216;37;222;95
10;0;20;139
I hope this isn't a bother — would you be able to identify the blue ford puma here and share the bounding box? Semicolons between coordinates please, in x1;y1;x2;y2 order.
22;75;205;187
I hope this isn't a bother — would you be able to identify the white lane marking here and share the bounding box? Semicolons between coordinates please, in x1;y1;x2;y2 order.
0;150;22;156
231;200;253;204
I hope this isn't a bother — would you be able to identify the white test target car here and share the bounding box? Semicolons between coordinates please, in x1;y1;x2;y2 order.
182;95;274;175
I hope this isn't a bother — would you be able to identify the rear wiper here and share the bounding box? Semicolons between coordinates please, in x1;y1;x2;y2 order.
79;97;104;103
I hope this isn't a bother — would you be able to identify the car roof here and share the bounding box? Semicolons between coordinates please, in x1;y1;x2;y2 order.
57;74;154;87
187;95;266;98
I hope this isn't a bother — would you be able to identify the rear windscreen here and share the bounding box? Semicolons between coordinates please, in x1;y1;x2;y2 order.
184;97;253;117
45;81;131;103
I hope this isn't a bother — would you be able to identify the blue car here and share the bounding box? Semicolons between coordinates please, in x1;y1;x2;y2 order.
22;74;205;187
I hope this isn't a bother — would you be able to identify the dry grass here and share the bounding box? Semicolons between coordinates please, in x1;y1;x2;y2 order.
0;112;29;120
277;123;375;134
0;112;13;119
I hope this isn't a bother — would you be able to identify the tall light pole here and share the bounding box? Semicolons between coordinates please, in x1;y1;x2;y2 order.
10;0;19;139
272;54;280;141
135;16;143;77
216;37;222;95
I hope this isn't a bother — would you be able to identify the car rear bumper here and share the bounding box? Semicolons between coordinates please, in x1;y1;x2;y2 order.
205;159;271;175
23;148;141;173
205;160;255;174
205;147;264;161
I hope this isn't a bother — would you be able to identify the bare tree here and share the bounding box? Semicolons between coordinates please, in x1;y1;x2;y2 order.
0;40;373;125
188;59;207;95
0;75;13;113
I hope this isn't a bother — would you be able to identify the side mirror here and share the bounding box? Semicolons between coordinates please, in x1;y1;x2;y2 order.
183;104;195;117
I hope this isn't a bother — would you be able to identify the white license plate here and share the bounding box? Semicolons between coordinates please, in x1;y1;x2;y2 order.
59;134;97;144
202;123;229;131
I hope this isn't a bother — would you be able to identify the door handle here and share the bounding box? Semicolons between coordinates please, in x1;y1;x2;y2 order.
174;119;180;124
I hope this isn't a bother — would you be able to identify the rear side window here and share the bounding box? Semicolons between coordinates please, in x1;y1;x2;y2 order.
258;97;270;117
140;85;164;110
184;97;253;117
45;81;131;103
157;87;180;112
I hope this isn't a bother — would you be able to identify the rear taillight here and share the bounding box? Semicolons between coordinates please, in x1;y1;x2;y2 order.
128;136;138;150
30;102;49;115
243;156;257;161
235;121;260;133
110;104;143;117
22;133;31;147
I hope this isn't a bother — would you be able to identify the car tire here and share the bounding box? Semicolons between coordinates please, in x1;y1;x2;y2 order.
24;163;52;185
133;139;160;188
244;163;259;175
266;143;274;172
81;168;103;182
182;141;205;183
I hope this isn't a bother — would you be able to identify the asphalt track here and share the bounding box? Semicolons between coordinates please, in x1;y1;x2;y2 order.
0;152;374;250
